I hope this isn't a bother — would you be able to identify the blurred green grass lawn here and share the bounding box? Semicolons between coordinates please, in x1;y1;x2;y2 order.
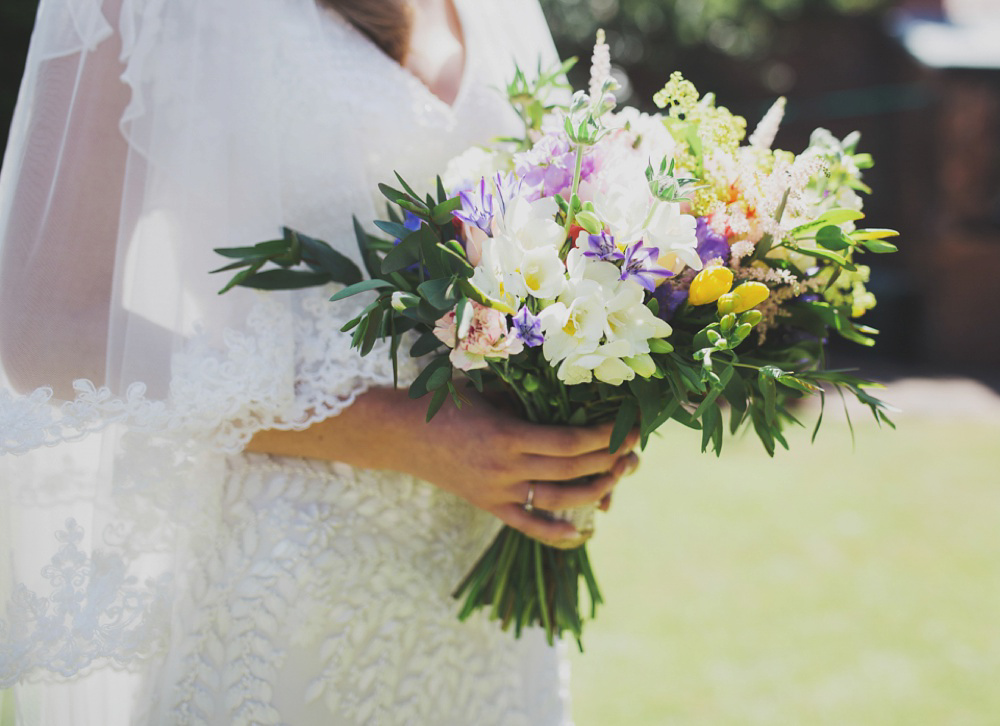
570;384;1000;725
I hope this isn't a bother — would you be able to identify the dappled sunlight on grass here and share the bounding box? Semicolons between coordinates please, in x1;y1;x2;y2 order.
571;404;1000;725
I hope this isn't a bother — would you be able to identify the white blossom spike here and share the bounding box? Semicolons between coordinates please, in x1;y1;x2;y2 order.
588;29;611;104
749;97;787;150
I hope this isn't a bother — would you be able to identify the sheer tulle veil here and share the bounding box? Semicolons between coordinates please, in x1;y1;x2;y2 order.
0;0;561;716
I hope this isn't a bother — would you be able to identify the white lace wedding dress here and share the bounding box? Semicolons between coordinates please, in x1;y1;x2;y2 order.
0;1;571;723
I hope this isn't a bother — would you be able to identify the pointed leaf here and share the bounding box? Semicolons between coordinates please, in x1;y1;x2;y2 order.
610;398;639;454
330;279;395;301
238;269;331;290
410;330;443;358
816;225;852;251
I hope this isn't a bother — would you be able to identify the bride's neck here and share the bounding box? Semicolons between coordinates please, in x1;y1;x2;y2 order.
404;0;465;105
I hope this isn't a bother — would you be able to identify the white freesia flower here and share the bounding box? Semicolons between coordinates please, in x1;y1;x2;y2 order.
558;340;635;385
643;201;701;274
604;279;673;351
583;172;700;275
581;169;648;243
496;195;564;250
470;237;522;312
519;245;567;300
539;277;609;364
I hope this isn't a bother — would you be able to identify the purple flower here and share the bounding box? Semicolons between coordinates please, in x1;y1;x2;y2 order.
514;132;597;200
582;231;625;262
493;171;522;219
392;212;426;274
452;177;495;235
620;241;673;292
653;282;688;321
695;217;730;265
511;306;544;348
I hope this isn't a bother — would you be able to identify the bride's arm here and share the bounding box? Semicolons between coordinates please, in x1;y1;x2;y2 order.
246;386;638;542
0;6;129;396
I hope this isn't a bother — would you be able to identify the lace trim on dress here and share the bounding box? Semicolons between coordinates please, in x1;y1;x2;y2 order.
0;285;418;457
0;519;173;687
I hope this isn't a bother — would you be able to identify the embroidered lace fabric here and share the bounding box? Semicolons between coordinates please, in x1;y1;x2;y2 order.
0;0;572;722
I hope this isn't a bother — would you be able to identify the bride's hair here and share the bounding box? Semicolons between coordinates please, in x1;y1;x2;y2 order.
319;0;413;63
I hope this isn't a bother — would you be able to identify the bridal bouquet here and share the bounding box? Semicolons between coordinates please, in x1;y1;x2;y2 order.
214;33;896;646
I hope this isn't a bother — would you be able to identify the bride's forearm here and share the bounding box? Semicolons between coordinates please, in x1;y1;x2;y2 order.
244;386;423;471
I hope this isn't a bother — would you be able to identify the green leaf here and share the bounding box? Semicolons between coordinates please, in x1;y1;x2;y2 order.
353;217;382;280
692;386;722;421
776;373;820;394
418;277;460;310
464;368;485;393
861;238;899;253
437;242;475;278
749;405;776;457
700;402;723;456
213;238;290;259
410;330;443;358
409;356;452;399
209;259;258;275
238;269;331;290
431;197;463;225
851;228;899;241
790;208;864;238
329;278;395;301
394;171;422;201
425;386;450;422
216;260;266;294
293;232;362;284
360;306;384;356
798;301;877;347
794;245;856;270
426;363;453;392
374;220;417;240
380;234;422;274
758;369;778;425
457;279;517;314
816;225;852;251
610;398;639;454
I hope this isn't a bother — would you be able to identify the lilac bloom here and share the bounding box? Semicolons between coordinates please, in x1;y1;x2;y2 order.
581;231;624;262
452;177;494;235
514;132;597;200
695;217;730;265
511;306;544;348
620;241;673;292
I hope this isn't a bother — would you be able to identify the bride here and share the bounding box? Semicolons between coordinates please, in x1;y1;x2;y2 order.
0;0;639;723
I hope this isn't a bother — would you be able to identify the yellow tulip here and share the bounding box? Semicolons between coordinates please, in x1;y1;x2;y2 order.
687;266;734;305
718;281;770;314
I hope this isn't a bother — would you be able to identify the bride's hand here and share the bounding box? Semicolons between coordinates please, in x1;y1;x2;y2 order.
246;386;639;542
408;390;640;542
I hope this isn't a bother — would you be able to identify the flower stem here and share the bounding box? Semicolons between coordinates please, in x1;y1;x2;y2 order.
561;143;586;245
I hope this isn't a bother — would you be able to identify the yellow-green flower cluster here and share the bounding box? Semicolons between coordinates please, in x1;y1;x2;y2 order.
653;72;747;154
823;264;876;318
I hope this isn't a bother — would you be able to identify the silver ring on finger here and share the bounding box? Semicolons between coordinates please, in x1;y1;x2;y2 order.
523;483;535;512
